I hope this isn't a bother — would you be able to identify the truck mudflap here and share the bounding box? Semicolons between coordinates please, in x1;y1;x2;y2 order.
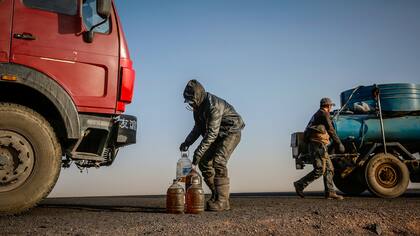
115;114;137;147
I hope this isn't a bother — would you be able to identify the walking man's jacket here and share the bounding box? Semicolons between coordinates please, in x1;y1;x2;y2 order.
304;109;341;146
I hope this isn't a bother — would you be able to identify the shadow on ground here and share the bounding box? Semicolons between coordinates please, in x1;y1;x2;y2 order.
39;189;420;213
39;204;166;213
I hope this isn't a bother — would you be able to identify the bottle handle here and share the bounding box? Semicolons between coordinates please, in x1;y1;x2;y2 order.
181;150;190;158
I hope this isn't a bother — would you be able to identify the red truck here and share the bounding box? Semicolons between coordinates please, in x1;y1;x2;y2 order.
0;0;137;214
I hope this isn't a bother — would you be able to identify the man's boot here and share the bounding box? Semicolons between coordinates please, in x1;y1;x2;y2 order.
203;178;217;209
326;191;344;200
208;177;230;211
293;181;305;198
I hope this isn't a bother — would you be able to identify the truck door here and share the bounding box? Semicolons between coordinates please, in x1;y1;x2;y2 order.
11;0;120;114
0;0;13;62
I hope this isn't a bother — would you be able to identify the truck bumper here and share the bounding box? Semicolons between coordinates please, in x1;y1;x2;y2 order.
114;114;137;147
69;114;138;165
78;113;137;147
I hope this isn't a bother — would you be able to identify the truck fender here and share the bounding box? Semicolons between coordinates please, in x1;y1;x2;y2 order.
0;63;80;139
358;142;416;167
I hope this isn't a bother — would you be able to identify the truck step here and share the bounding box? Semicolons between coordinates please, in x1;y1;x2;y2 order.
69;152;104;162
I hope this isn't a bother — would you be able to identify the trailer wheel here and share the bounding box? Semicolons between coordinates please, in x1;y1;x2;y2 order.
365;153;409;198
333;168;366;195
0;103;61;214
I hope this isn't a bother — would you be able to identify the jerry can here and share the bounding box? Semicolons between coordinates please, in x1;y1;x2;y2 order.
166;179;185;214
185;167;202;191
176;151;192;182
185;175;204;214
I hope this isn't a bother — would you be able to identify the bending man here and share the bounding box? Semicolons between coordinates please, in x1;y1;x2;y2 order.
180;80;245;211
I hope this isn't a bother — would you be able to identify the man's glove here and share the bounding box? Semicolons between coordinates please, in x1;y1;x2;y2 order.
336;143;345;154
179;142;189;152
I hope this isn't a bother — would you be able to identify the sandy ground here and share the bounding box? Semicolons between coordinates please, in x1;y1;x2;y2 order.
0;191;419;236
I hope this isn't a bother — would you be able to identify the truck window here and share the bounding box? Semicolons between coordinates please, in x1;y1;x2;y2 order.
23;0;77;16
82;0;110;34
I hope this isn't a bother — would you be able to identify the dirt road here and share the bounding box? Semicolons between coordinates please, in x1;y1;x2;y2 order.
1;191;419;235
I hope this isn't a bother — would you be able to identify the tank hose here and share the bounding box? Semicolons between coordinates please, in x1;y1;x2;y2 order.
333;86;363;120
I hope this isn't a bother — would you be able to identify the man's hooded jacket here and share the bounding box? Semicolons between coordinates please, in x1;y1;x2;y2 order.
183;80;245;163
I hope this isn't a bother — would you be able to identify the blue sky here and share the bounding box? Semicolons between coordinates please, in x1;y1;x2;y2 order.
52;0;420;196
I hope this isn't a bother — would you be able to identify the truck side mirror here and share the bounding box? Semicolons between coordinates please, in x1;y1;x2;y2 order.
82;0;111;43
83;30;95;43
97;0;112;18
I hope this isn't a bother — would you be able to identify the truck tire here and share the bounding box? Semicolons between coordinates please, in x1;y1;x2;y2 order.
0;103;61;214
333;168;367;195
365;153;409;198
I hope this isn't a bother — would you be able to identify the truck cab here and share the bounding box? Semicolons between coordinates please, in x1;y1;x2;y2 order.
0;0;137;214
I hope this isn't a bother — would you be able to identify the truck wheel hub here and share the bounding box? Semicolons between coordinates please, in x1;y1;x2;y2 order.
0;131;35;192
376;163;398;188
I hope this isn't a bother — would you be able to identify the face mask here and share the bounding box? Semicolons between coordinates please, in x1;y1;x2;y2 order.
185;105;194;111
185;99;195;111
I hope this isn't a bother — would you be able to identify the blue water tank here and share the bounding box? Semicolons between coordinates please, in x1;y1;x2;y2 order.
340;83;420;112
335;115;420;144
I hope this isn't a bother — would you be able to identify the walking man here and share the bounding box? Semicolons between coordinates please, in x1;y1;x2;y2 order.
294;98;345;200
180;80;245;211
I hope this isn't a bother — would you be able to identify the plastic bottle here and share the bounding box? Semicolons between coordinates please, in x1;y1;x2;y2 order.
176;151;192;182
185;175;204;214
166;179;185;214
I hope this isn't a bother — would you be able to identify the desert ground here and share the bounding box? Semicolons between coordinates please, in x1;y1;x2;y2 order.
1;191;419;235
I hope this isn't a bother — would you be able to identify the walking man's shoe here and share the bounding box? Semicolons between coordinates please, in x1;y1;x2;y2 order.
325;191;344;200
294;182;305;198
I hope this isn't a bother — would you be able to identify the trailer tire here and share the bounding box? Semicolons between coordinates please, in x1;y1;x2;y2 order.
333;168;366;195
0;103;61;214
365;153;409;198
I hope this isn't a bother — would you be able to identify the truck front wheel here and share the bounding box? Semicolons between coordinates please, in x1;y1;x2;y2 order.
0;103;61;214
365;153;409;198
